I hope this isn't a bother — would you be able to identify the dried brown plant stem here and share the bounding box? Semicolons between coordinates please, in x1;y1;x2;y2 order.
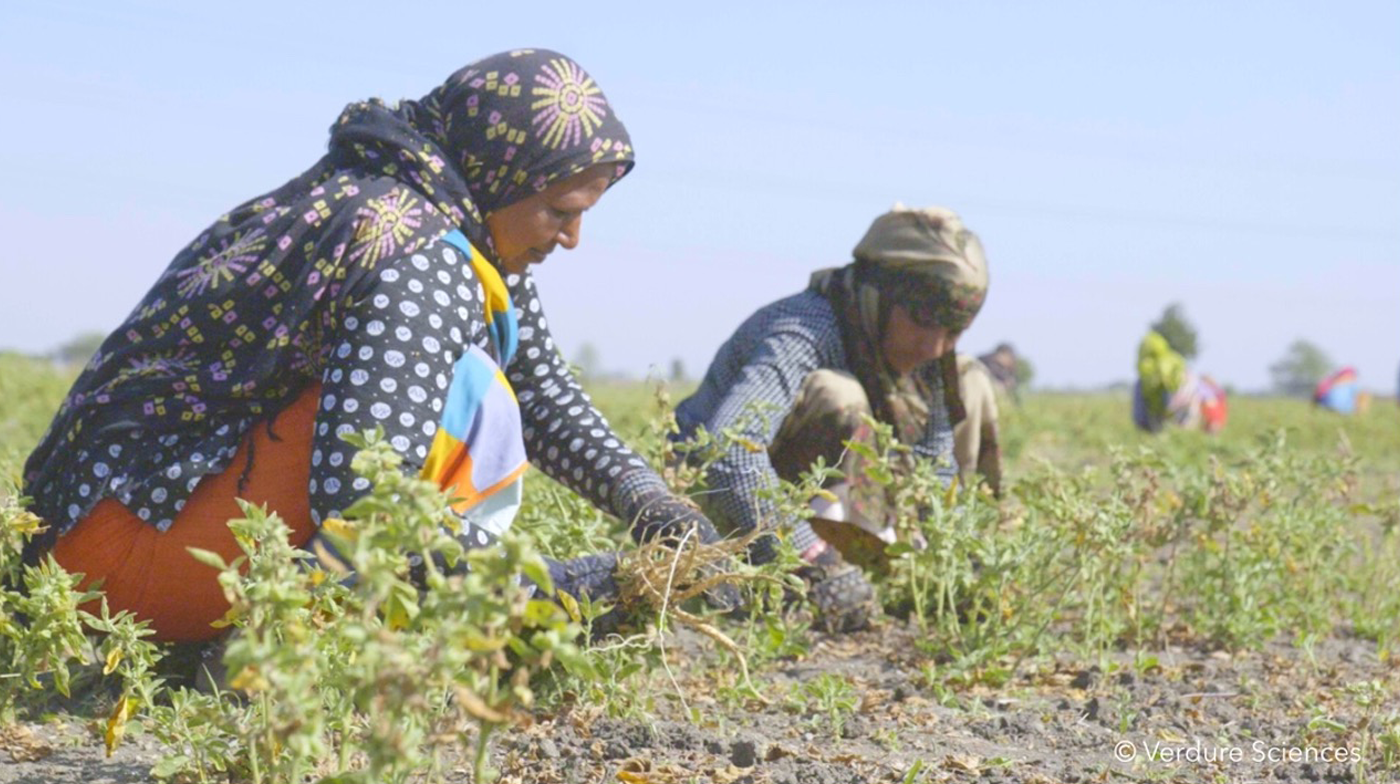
616;531;778;706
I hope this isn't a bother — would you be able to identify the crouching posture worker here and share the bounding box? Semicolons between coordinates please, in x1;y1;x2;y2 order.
21;49;728;644
672;205;990;632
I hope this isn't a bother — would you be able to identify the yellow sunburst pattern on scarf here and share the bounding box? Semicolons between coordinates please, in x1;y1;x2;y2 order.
531;58;608;150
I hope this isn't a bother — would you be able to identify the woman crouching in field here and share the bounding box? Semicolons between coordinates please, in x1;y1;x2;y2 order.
21;49;729;644
671;205;989;632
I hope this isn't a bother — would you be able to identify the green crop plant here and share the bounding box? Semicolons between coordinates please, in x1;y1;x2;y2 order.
3;353;1400;778
0;489;98;723
789;672;859;740
145;430;590;784
83;601;165;756
1345;680;1400;782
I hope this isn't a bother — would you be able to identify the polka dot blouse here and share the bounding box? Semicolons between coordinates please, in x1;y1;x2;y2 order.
27;235;672;544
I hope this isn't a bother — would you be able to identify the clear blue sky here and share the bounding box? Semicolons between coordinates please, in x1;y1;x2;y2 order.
2;0;1397;392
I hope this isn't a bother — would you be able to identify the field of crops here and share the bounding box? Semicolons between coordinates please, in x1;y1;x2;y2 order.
3;351;1399;784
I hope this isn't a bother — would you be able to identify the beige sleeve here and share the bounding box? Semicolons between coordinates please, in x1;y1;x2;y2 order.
954;356;1002;495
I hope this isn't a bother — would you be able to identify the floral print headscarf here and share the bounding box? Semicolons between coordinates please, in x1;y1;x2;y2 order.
329;48;635;256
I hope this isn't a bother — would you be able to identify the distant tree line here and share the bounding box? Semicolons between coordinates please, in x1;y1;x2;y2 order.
1269;340;1332;398
1149;304;1339;398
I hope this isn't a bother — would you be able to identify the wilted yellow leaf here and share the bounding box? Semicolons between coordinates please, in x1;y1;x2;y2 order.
322;516;359;542
102;647;123;676
734;437;765;453
384;582;421;631
209;605;244;629
557;589;582;623
7;511;47;537
98;646;121;677
464;630;508;652
708;765;751;784
943;477;960;509
229;666;269;693
454;686;508;723
104;695;131;757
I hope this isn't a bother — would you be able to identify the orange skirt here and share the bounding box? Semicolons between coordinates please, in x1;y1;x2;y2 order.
52;385;322;643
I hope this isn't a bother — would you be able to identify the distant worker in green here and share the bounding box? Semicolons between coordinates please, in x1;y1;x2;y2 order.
1132;331;1227;434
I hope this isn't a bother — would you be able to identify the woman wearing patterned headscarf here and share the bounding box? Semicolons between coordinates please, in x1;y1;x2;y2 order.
672;205;990;633
22;49;727;643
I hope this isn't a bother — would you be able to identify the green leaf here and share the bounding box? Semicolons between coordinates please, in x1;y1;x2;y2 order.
150;754;192;779
864;464;895;486
520;558;553;595
314;774;368;784
523;599;560;626
383;581;421;631
843;440;879;461
184;547;228;571
464;630;508;652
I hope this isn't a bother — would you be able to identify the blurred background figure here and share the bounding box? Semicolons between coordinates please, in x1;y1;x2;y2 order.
1133;330;1228;434
1313;367;1367;414
977;343;1024;403
954;354;1002;498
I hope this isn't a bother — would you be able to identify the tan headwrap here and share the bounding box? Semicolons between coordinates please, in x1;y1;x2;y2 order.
851;204;989;332
810;204;990;444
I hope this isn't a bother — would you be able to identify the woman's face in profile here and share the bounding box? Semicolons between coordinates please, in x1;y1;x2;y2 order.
484;164;614;276
881;304;958;375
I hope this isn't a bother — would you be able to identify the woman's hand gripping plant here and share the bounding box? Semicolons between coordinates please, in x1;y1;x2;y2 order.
595;391;806;707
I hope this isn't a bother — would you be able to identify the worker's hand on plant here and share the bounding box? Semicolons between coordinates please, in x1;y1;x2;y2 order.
629;494;745;614
797;543;877;634
546;551;621;607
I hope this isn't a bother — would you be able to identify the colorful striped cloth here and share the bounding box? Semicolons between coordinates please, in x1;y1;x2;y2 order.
419;230;526;534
